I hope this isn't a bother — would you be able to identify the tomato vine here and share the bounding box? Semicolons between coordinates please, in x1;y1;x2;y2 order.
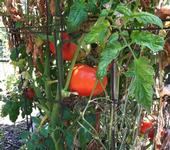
0;0;170;149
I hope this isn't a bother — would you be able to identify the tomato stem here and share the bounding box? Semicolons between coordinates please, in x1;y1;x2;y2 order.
44;0;52;108
100;80;109;97
118;28;137;60
64;36;84;91
132;106;142;148
109;102;114;150
80;117;107;150
82;80;98;117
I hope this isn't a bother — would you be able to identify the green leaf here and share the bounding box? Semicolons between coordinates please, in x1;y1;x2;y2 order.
115;4;132;17
44;137;55;150
1;102;10;117
108;32;119;44
84;17;110;44
37;34;54;42
10;49;18;61
67;2;88;32
84;113;96;126
133;12;163;28
12;59;26;69
15;22;23;28
32;116;41;125
86;0;98;13
97;42;123;79
9;101;20;122
100;9;109;17
40;127;49;137
78;127;92;149
78;113;95;149
131;31;164;52
20;131;30;140
65;131;74;150
63;107;73;120
129;57;154;111
26;142;35;150
1;100;21;122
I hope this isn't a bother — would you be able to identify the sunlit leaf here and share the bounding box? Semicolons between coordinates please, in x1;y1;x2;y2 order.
97;41;123;79
67;2;88;32
84;17;110;44
128;57;154;111
115;4;132;17
133;12;163;28
108;32;119;44
131;31;164;52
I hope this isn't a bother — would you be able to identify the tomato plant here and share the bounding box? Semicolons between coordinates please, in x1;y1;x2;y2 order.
69;64;108;96
1;0;169;150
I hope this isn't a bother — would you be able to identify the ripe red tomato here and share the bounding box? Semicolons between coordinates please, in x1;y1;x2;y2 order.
49;32;77;61
62;43;77;60
148;127;155;140
49;42;56;55
156;144;162;149
49;42;77;60
140;119;166;141
24;88;35;101
69;64;108;96
140;121;153;134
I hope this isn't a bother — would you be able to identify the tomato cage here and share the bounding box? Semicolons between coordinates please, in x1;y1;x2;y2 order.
1;0;170;150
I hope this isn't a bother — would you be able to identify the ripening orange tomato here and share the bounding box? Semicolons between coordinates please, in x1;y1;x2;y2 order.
69;64;108;96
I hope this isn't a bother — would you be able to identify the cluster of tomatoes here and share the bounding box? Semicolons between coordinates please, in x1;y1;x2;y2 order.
50;32;108;97
24;32;108;100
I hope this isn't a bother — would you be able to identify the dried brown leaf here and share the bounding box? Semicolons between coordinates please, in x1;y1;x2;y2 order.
140;0;150;10
38;0;46;16
33;45;39;65
155;6;170;19
26;37;34;54
50;0;55;16
8;38;14;50
5;0;13;8
32;45;44;68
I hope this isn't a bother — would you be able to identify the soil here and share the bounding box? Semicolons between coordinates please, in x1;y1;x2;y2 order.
0;121;27;150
